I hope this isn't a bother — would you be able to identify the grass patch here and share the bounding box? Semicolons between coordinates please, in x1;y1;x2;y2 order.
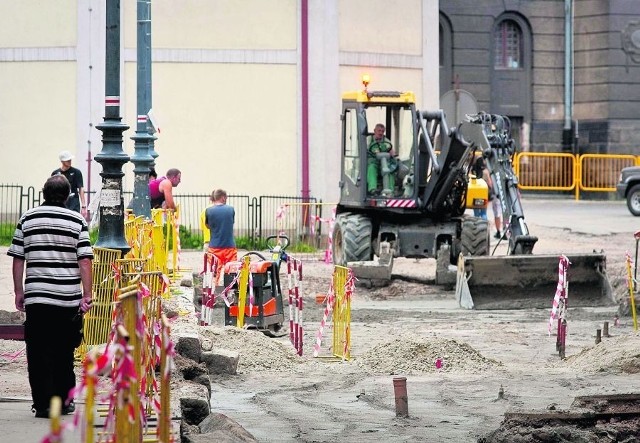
0;223;16;246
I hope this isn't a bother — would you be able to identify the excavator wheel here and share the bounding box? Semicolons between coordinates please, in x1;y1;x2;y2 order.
460;217;489;256
332;213;373;266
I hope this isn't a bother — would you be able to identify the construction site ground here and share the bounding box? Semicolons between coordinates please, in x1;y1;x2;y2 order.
1;196;639;442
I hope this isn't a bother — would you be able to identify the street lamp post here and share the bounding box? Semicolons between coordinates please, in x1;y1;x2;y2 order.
130;0;155;217
94;0;131;254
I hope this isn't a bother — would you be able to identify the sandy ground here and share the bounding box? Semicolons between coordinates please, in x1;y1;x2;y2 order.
1;197;640;442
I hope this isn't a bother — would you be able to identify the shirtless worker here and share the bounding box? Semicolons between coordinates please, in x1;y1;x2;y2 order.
149;168;181;209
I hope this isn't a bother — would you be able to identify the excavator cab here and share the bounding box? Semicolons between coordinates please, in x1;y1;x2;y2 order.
339;91;420;205
339;89;478;217
334;78;490;285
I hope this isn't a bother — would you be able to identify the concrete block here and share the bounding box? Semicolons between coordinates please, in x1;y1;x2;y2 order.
198;412;257;442
200;348;240;375
177;383;211;425
175;332;202;363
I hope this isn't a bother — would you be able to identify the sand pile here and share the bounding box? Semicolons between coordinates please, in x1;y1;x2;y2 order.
199;326;304;372
357;332;501;375
558;332;640;374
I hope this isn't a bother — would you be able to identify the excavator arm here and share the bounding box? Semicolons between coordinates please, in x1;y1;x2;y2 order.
459;112;538;255
455;112;612;310
418;110;476;216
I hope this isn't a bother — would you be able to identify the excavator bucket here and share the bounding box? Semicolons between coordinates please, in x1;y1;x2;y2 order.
455;253;614;310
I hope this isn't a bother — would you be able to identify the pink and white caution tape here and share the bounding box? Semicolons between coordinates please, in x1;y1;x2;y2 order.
293;259;303;356
626;251;636;289
248;271;255;317
287;258;304;355
288;260;295;346
0;346;25;362
200;253;218;326
313;280;336;358
276;204;289;220
341;269;356;359
549;255;570;335
326;207;337;264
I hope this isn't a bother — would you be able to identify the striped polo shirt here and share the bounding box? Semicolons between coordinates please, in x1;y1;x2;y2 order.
7;203;93;307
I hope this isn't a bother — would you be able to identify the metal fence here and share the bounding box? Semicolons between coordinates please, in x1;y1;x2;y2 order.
515;153;638;199
0;186;335;251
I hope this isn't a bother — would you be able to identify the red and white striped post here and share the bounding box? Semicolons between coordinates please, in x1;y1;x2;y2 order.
200;253;217;326
288;258;304;356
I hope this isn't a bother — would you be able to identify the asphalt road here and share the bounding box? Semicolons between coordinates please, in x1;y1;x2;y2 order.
517;196;636;236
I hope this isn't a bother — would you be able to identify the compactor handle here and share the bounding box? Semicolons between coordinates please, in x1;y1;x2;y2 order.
266;235;290;252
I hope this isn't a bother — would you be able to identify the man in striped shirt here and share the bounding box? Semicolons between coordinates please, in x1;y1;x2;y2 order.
8;174;94;418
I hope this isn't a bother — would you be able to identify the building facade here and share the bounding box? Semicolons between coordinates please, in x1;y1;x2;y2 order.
439;0;640;155
0;0;438;204
1;0;637;206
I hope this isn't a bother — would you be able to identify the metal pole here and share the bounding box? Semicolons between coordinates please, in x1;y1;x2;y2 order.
130;0;155;217
146;0;158;168
562;0;574;151
94;0;131;254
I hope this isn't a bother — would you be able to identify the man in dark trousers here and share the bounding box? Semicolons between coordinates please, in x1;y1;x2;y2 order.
52;150;87;218
205;189;237;288
8;175;94;418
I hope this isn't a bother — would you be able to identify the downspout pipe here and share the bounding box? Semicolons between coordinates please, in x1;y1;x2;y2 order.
301;0;310;200
562;0;574;151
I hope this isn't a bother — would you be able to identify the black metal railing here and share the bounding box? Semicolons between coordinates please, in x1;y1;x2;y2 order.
1;184;334;251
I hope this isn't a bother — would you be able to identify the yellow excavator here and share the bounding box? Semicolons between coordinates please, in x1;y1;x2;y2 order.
332;78;613;309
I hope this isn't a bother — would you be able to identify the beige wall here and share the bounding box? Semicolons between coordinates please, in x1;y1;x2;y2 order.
0;0;439;205
0;0;77;47
339;0;422;55
122;62;298;196
0;62;77;186
124;0;297;50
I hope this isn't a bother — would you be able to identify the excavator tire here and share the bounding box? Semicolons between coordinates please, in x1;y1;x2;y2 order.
460;217;489;256
332;213;373;266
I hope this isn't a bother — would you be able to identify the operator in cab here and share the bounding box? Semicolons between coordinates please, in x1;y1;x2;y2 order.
367;123;396;196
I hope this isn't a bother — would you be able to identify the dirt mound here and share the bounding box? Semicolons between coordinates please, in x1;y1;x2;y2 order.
358;333;501;375
479;416;640;443
199;326;304;373
553;332;640;374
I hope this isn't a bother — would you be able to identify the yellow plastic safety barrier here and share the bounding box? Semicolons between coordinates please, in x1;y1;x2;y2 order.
332;266;351;361
626;253;639;331
236;256;251;328
75;247;121;361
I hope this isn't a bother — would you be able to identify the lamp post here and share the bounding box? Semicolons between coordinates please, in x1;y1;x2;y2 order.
130;0;155;217
94;0;130;254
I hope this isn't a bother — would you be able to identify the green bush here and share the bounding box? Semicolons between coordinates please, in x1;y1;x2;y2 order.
288;241;319;253
178;225;203;250
0;223;16;246
235;236;268;250
89;228;99;245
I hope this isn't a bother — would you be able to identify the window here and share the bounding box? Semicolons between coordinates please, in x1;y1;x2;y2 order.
494;20;522;69
439;24;444;67
343;109;359;183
